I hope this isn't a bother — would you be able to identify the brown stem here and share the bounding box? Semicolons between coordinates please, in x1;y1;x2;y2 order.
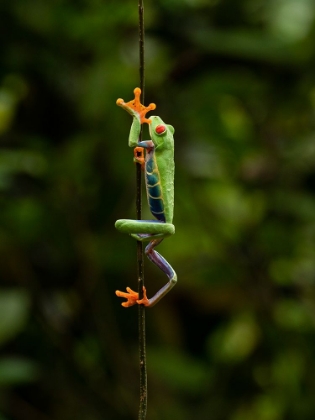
137;0;147;419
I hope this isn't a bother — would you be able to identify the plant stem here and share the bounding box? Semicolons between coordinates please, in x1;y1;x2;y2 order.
137;0;147;419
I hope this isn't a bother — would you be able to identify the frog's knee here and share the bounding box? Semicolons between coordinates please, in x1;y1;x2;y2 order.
166;224;175;236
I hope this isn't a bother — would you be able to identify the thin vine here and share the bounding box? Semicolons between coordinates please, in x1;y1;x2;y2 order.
137;0;147;419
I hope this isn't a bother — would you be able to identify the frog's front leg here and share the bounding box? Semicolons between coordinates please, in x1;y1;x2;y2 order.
116;87;156;148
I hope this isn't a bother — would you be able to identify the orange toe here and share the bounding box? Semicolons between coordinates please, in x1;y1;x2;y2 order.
116;287;139;307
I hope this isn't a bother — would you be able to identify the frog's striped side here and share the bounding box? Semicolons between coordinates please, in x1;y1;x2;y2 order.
145;150;166;222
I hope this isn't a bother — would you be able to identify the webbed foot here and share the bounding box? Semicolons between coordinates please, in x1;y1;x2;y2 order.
134;146;145;169
115;286;149;307
116;88;156;124
115;287;138;307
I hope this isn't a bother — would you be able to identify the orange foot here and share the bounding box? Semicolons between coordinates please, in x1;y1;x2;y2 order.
134;147;145;169
115;286;150;307
116;88;156;124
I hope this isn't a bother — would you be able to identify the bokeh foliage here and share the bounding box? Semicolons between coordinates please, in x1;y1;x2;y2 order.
1;0;315;419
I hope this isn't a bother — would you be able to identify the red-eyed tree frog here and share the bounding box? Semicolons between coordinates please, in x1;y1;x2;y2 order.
115;88;176;307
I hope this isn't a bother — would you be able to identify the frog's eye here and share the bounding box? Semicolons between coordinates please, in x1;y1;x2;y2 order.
155;124;166;135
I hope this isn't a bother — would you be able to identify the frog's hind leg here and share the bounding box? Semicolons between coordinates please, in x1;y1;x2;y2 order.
115;219;175;239
138;239;177;307
115;219;176;307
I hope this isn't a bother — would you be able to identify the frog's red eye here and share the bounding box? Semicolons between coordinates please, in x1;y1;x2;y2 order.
155;124;166;135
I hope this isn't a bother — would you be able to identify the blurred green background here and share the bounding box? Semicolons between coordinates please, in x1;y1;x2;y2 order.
1;0;315;419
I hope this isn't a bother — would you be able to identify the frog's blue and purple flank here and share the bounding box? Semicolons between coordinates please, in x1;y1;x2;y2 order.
115;88;177;307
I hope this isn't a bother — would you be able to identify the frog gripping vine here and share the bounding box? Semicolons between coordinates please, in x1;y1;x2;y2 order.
115;88;176;307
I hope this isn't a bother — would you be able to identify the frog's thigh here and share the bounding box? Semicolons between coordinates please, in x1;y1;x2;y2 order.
115;219;174;235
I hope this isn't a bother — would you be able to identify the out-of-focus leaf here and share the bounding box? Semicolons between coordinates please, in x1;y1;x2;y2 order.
190;28;300;63
0;358;39;386
209;313;261;362
272;350;305;389
0;290;30;346
148;347;211;395
0;150;47;179
273;299;313;330
266;0;315;41
231;394;285;420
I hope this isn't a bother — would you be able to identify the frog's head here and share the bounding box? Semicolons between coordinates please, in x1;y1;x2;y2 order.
149;116;175;148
